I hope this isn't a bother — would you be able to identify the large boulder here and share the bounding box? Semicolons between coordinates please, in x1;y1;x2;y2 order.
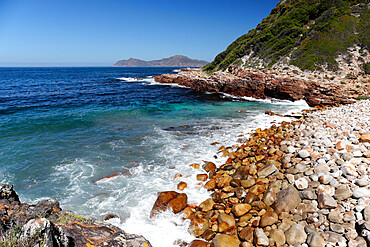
273;186;301;214
0;183;20;204
150;191;187;217
21;218;70;247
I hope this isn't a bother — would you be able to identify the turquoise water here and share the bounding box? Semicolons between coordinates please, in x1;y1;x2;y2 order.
0;67;308;246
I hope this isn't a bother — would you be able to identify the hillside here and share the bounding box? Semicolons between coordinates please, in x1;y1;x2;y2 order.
203;0;369;75
113;55;208;67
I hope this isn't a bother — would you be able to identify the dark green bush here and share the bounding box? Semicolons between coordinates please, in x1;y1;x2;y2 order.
203;0;368;73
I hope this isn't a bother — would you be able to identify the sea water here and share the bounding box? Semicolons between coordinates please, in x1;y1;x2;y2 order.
0;67;309;246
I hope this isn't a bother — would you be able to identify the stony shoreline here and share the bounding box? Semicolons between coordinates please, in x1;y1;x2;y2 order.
1;97;369;247
151;99;370;247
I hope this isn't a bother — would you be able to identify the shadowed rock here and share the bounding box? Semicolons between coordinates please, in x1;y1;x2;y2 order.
0;183;152;247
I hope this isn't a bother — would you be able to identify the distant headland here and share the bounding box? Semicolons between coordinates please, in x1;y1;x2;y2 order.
113;55;208;67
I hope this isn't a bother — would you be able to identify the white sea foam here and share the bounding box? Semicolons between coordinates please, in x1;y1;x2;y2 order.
117;77;141;82
50;99;308;247
172;69;181;73
141;77;156;84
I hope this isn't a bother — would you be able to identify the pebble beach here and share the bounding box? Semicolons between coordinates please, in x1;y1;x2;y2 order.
153;99;370;247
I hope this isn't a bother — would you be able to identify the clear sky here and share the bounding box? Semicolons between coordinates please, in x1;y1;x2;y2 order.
0;0;279;66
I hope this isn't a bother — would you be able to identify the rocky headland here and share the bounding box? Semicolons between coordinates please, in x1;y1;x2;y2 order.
154;66;369;107
0;183;152;246
113;55;208;68
150;99;370;247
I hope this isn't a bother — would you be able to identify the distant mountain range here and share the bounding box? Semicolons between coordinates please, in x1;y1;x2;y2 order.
113;55;208;67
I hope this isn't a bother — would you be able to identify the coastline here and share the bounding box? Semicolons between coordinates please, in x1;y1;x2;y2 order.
1;99;369;246
154;99;370;246
154;66;370;107
1;65;369;246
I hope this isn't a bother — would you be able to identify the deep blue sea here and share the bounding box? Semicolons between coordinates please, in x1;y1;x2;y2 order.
0;67;308;246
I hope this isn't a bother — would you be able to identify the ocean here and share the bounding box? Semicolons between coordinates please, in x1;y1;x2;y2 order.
0;67;308;246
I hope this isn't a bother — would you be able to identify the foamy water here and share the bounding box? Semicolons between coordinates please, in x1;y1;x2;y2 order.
53;94;308;246
0;67;309;247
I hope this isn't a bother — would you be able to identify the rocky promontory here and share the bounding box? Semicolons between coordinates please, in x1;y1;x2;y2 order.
154;66;369;107
113;55;208;68
151;99;370;246
0;183;152;246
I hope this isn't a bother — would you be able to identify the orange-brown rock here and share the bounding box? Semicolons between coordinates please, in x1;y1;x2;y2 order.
211;234;240;247
154;66;355;107
177;181;187;190
181;207;194;219
202;229;216;241
188;239;209;247
199;198;215;212
203;162;217;172
197;174;208;181
232;203;252;217
204;179;216;190
259;210;278;227
191;163;201;169
218;212;236;231
217;175;232;188
239;226;254;242
189;212;209;237
360;133;370;143
168;193;188;214
150;191;187;217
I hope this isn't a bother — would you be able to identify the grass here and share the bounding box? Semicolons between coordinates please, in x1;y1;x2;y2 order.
356;96;370;100
0;226;45;247
54;211;95;225
203;0;369;73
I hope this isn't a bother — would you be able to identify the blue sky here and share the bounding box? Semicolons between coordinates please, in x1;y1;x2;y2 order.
0;0;279;66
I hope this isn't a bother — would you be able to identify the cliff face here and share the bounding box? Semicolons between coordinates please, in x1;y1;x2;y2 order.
203;0;369;76
0;183;152;247
114;55;208;67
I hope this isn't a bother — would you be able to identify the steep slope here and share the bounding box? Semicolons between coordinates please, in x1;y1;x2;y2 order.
114;55;208;67
204;0;369;74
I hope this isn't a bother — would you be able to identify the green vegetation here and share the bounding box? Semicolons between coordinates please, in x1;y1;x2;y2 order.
203;0;369;73
54;211;95;225
365;62;370;74
356;95;370;100
0;226;45;247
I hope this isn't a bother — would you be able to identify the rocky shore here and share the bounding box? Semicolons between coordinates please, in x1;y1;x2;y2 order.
151;99;370;246
154;66;369;107
0;183;152;246
2;98;370;246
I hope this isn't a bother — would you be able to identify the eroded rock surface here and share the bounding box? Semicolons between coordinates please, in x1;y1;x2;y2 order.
0;183;152;247
154;66;358;107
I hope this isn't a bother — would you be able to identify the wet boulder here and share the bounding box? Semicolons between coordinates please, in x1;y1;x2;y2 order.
150;191;187;217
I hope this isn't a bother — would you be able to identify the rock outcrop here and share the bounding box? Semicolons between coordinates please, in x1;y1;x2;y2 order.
154;66;358;107
0;183;152;247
